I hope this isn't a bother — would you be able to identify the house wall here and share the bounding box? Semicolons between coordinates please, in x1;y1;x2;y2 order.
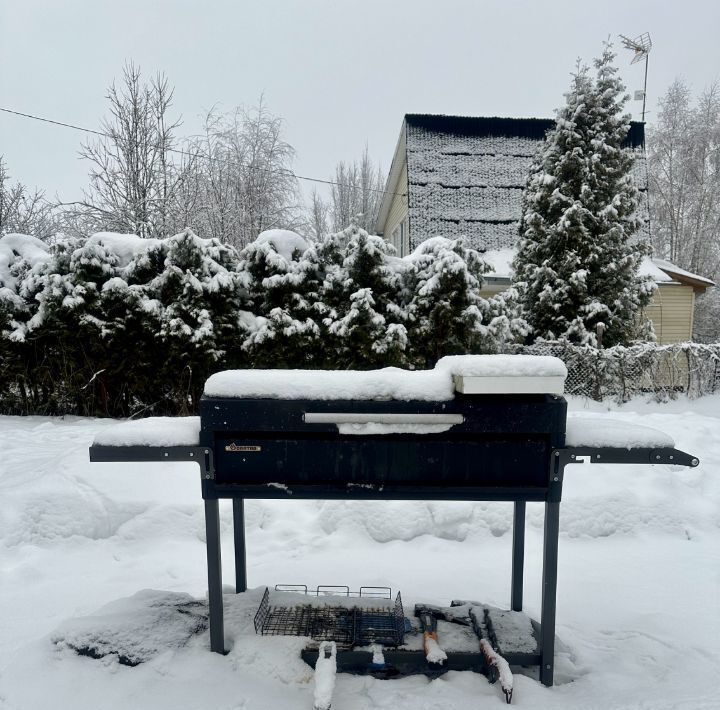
479;282;509;298
643;283;696;344
479;280;695;344
384;162;409;252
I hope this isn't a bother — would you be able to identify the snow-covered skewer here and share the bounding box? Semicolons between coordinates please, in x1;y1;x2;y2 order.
415;606;448;667
469;606;513;704
479;638;513;704
313;641;337;710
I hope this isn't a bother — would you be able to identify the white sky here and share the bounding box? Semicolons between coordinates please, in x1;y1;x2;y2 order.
1;0;719;204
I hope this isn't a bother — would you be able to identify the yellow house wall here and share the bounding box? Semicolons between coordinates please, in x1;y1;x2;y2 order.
478;281;696;344
643;283;695;344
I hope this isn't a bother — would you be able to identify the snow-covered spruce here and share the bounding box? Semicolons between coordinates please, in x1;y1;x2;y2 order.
237;229;324;367
404;236;527;366
321;225;409;368
513;44;655;347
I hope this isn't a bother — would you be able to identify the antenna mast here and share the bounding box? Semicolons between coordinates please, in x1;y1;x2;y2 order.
620;33;652;122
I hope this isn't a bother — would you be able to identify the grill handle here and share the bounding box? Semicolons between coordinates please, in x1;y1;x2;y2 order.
302;412;464;425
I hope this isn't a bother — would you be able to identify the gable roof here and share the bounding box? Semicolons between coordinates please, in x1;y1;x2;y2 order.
404;114;646;147
377;113;648;251
652;258;715;291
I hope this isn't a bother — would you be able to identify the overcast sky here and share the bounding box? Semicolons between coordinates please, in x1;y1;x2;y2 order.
1;0;719;205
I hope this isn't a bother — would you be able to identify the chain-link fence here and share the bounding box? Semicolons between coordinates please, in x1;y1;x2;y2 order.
515;341;720;403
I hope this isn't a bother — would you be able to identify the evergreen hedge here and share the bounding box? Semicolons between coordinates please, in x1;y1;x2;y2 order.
0;227;526;417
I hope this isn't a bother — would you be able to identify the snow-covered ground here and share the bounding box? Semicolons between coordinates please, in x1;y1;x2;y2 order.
1;396;719;709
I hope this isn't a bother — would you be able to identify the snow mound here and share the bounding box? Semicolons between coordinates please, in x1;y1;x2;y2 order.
316;500;488;543
5;489;144;545
93;417;201;447
86;232;161;268
254;229;309;261
566;415;674;449
0;232;51;290
51;590;208;665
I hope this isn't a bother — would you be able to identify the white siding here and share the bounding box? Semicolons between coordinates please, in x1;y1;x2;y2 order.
383;163;409;253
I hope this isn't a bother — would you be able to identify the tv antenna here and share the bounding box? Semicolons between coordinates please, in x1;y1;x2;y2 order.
620;32;652;122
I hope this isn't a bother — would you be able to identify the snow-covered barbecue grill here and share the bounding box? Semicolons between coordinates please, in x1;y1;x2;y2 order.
89;355;699;690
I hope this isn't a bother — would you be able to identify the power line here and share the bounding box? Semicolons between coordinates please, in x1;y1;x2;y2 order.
0;106;405;198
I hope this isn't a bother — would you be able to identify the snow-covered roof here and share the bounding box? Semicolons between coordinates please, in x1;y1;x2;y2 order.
479;247;673;285
643;259;676;283
651;258;715;288
390;114;649;252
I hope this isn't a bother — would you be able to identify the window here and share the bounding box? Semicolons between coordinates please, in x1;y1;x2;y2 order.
391;218;410;256
391;223;401;253
401;218;410;257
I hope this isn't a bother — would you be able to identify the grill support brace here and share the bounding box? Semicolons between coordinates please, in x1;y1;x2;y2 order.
511;501;526;613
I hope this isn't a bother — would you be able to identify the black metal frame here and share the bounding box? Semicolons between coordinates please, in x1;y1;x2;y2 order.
89;443;698;687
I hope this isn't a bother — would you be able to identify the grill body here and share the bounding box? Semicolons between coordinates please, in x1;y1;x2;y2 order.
199;394;567;499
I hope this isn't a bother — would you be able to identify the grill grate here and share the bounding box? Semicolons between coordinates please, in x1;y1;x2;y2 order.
253;587;405;648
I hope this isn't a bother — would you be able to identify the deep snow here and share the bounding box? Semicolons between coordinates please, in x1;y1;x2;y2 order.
1;396;719;709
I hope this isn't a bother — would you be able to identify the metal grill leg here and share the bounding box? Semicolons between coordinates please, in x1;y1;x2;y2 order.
204;499;225;653
511;501;526;612
540;501;560;686
232;498;247;593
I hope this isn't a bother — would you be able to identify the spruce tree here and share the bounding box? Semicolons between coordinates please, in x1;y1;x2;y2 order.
237;231;323;368
321;224;408;368
404;236;526;366
513;44;655;346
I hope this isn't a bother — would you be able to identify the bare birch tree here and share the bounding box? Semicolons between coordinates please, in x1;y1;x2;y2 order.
329;146;385;232
176;101;301;248
307;188;330;239
0;156;58;239
648;80;720;280
78;62;181;238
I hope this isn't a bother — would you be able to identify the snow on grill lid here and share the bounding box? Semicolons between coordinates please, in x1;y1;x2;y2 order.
436;354;567;379
204;356;567;401
566;415;675;449
203;368;455;401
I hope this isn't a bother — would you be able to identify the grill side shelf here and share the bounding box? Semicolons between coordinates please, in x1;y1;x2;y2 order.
555;447;699;469
89;445;215;479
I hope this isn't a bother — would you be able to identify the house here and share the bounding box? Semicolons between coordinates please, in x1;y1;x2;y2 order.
375;114;714;344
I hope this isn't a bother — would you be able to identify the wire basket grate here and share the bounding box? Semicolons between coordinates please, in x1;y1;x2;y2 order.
253;587;405;648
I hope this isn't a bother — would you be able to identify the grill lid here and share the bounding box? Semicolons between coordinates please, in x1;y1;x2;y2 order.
203;355;567;401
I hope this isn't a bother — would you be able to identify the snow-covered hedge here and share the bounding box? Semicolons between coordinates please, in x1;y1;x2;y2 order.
0;227;527;416
518;340;720;402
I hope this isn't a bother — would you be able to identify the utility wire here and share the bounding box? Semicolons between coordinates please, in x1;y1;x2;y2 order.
0;106;405;198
